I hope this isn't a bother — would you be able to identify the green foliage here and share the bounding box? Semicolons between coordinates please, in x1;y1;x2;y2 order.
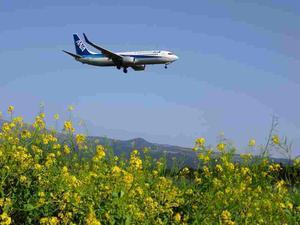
0;111;299;224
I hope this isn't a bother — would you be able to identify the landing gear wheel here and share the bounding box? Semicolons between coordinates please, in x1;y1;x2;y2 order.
117;65;121;70
123;68;128;73
165;64;168;69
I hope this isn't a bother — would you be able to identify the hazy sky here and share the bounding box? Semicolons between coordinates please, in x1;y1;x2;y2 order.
1;0;299;157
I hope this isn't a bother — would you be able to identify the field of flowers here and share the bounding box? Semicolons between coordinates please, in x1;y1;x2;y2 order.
0;106;299;224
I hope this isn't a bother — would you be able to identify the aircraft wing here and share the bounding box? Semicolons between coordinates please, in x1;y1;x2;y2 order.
83;33;123;63
62;50;82;59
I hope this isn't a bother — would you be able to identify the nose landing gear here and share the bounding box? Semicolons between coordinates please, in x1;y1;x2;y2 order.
165;64;168;69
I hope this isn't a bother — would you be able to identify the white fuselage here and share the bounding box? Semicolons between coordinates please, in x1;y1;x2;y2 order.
77;50;178;67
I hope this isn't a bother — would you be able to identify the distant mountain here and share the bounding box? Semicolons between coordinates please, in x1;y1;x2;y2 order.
86;136;291;168
0;119;290;167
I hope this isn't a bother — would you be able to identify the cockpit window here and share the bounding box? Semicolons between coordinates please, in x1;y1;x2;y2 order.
168;52;174;55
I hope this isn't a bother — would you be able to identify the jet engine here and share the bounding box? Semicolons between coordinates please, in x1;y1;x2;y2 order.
131;65;146;71
122;56;135;65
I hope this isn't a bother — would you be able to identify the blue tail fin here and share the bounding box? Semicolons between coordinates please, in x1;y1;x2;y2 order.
73;34;93;56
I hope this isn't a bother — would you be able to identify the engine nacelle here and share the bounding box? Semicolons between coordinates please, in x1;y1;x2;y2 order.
122;56;135;65
132;65;146;71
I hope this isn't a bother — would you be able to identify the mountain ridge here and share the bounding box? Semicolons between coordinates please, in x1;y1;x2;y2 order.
0;119;290;167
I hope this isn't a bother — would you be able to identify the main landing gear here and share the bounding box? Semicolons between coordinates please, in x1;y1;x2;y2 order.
116;65;128;73
165;64;168;69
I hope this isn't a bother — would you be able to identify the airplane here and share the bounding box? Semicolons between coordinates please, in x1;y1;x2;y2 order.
63;33;178;73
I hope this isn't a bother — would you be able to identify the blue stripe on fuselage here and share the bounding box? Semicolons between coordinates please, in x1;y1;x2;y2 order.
82;54;163;59
82;54;104;58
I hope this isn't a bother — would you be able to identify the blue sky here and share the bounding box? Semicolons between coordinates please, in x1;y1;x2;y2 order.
1;0;299;157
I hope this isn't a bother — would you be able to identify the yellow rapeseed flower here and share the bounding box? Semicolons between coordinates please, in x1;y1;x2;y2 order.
7;105;14;114
194;177;202;184
33;115;46;129
241;167;250;176
286;202;293;210
196;137;206;147
217;143;225;151
34;163;42;171
112;166;121;174
40;113;45;119
225;162;235;171
63;145;71;154
204;155;210;162
93;145;106;162
21;130;31;139
193;147;198;152
40;217;59;225
240;153;253;161
272;135;280;145
215;164;223;172
69;175;80;187
276;180;285;190
13;116;23;125
68;105;74;111
197;153;204;160
248;139;256;147
123;172;134;187
130;154;143;170
2;123;11;133
53;114;59;120
174;212;181;222
0;212;11;225
75;134;86;145
197;153;210;163
64;120;75;133
38;191;45;198
212;178;222;188
85;208;101;225
62;166;68;174
274;163;281;171
152;170;159;176
221;210;235;225
203;166;211;177
293;158;300;167
268;163;281;172
19;175;27;184
45;153;56;168
53;143;61;150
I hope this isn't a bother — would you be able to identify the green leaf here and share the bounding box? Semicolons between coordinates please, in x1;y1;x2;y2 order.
24;203;34;211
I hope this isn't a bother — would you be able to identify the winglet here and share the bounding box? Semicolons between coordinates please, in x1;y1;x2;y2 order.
83;33;89;43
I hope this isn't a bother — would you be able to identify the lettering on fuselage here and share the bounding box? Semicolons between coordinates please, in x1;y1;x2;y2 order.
76;40;86;51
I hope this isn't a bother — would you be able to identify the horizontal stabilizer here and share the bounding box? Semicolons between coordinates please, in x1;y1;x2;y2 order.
62;50;82;59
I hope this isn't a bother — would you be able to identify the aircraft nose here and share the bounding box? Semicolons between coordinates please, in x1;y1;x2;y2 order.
172;55;178;61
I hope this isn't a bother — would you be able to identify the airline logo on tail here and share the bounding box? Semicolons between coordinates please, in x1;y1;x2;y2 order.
73;34;93;55
76;39;86;52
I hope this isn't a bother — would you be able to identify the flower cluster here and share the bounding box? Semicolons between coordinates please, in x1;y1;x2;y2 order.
0;107;298;224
